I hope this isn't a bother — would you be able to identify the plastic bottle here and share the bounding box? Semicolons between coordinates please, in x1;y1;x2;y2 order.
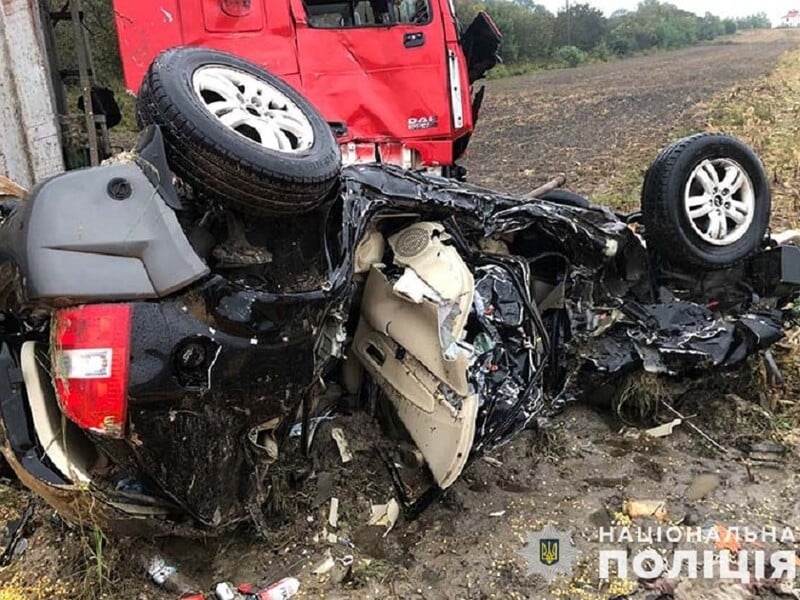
143;555;202;596
257;577;300;600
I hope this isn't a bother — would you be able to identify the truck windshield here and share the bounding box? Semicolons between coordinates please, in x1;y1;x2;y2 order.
304;0;432;27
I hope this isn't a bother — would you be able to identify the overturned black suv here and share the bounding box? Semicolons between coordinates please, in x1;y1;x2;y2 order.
0;48;797;535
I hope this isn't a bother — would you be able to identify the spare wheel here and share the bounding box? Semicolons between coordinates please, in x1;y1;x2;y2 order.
136;47;341;215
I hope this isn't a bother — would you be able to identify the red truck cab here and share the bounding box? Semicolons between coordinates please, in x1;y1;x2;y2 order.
113;0;500;172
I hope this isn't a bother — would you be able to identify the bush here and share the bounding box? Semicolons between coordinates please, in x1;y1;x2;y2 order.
553;45;588;68
609;34;638;56
591;40;611;62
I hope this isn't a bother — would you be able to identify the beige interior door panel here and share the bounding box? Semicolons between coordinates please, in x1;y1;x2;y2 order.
360;266;470;396
352;222;477;489
353;320;477;489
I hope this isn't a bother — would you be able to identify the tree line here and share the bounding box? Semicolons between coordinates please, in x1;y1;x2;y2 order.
455;0;772;68
62;0;773;84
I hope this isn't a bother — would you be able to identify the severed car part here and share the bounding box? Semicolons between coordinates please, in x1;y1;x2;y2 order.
0;137;208;304
353;222;476;488
642;133;771;270
136;47;341;216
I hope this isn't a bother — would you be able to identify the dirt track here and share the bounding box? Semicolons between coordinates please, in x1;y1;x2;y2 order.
464;29;800;204
3;29;800;600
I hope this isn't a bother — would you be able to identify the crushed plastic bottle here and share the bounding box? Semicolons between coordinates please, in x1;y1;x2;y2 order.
213;577;300;600
143;554;202;596
258;577;300;600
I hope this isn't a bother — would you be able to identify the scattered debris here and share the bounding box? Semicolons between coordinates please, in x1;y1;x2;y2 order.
261;577;300;599
623;499;668;522
482;456;504;467
714;523;742;553
368;498;400;537
0;174;26;198
746;440;787;463
214;577;300;600
523;173;567;199
314;472;335;507
660;400;728;453
0;503;33;566
143;554;201;596
489;510;507;517
312;551;336;576
328;497;339;529
215;581;239;600
763;349;784;386
331;428;353;463
645;418;682;438
289;412;336;442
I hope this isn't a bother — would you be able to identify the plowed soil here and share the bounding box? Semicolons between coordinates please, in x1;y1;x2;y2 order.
464;29;800;204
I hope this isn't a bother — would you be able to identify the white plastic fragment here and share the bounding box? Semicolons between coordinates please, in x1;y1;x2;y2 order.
645;418;682;438
368;498;400;537
214;582;237;600
328;497;339;529
392;268;442;304
146;556;176;586
331;428;353;463
312;552;335;575
489;510;506;517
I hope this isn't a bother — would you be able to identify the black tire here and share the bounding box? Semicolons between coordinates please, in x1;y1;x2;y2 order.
641;133;770;270
136;47;341;215
539;189;590;209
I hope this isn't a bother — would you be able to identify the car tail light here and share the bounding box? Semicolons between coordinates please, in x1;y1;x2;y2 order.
52;304;132;438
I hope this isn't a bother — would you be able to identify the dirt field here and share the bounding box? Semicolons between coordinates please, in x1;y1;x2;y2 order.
2;29;800;600
464;29;800;209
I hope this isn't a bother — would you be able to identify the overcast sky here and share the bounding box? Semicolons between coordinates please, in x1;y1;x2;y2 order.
537;0;795;23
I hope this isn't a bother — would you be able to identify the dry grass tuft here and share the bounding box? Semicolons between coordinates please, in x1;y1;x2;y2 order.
0;176;25;199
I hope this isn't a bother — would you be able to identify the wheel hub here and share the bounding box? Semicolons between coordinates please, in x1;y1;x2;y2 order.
191;65;315;153
683;158;755;246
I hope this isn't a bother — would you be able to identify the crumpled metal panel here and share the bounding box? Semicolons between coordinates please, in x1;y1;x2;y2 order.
0;163;209;303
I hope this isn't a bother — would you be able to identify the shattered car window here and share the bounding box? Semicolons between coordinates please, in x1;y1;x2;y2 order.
305;0;432;27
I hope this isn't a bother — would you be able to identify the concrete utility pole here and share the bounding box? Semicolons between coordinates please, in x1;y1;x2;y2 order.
566;0;572;45
0;0;64;187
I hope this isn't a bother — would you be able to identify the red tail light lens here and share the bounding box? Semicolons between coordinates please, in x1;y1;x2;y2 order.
52;304;132;438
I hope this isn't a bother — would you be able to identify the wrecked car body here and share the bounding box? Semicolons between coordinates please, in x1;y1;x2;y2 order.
0;48;798;534
1;155;797;533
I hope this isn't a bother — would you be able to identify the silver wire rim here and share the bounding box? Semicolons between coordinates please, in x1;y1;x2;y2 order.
683;158;755;246
192;65;314;153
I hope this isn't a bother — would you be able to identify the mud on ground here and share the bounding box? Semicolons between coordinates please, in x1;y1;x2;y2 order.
2;29;800;600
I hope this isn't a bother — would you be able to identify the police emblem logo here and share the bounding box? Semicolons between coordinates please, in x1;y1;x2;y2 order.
539;538;559;566
521;524;580;582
